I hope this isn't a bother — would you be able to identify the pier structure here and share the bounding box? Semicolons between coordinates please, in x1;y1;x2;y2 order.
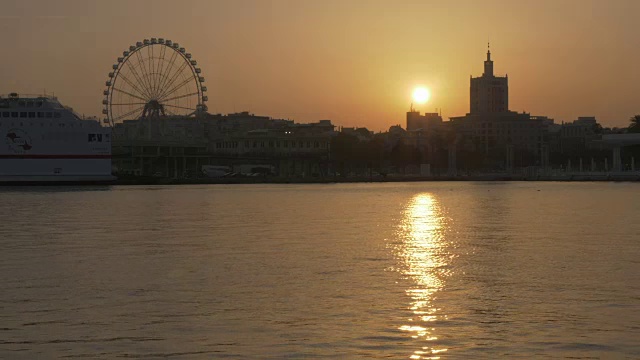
598;134;640;172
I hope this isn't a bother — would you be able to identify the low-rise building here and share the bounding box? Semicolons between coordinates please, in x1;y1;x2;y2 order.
111;114;335;178
406;110;443;131
340;126;374;141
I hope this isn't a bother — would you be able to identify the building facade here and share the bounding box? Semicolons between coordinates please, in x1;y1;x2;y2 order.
406;110;443;131
470;46;509;114
111;113;335;178
449;47;551;170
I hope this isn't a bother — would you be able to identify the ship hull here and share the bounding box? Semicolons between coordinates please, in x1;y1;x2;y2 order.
1;93;113;184
0;174;117;186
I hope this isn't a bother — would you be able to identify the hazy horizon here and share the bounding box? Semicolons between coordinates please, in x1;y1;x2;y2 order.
2;0;639;131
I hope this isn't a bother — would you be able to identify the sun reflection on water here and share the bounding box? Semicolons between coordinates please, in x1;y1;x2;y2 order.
397;193;450;358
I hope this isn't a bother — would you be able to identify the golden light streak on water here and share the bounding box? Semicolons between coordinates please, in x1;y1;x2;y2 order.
3;183;638;358
398;193;450;358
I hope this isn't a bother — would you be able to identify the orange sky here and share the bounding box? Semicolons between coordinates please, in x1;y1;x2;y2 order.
2;0;639;131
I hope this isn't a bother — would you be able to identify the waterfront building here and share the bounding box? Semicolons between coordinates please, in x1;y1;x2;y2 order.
406;110;443;131
547;116;602;156
449;47;551;170
208;119;333;156
470;45;509;114
202;111;293;135
111;113;334;178
560;117;599;144
340;126;374;141
565;117;599;155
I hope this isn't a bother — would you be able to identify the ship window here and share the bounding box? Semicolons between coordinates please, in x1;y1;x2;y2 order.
2;112;9;118
54;112;61;119
28;112;36;118
26;102;34;108
18;101;25;107
20;112;27;118
11;112;18;118
37;112;44;118
36;101;43;108
46;112;53;118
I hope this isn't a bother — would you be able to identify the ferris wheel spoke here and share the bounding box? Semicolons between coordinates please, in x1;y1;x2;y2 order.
146;45;156;98
113;105;145;122
157;61;189;100
151;48;161;99
130;61;155;99
159;92;199;103
112;87;149;103
123;59;154;99
109;102;148;106
150;46;161;99
135;50;156;99
157;76;193;102
116;72;153;101
164;103;197;111
149;45;157;97
154;45;168;98
160;47;175;94
156;49;179;96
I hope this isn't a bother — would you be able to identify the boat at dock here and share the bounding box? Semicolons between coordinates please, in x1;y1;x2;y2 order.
0;93;115;184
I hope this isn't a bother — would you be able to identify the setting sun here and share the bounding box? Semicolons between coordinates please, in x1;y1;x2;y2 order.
412;87;431;104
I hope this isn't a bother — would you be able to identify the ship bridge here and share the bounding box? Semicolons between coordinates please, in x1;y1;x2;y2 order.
0;93;64;110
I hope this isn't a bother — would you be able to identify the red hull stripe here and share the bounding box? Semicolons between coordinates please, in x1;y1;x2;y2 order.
0;154;111;159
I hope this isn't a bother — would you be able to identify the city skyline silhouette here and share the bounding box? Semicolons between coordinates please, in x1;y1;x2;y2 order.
1;0;639;131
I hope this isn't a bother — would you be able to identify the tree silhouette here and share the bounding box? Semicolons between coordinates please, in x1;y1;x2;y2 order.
629;115;640;133
592;122;603;134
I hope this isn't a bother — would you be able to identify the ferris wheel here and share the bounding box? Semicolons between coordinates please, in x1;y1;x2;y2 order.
103;38;208;126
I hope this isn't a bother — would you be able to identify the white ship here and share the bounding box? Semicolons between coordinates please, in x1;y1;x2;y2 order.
0;93;115;184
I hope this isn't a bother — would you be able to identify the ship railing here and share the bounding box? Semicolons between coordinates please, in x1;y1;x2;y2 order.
0;93;59;100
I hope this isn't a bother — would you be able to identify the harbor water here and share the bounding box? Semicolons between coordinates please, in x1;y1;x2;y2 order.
1;182;639;358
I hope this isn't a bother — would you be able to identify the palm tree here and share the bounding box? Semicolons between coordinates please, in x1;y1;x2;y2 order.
629;115;640;133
